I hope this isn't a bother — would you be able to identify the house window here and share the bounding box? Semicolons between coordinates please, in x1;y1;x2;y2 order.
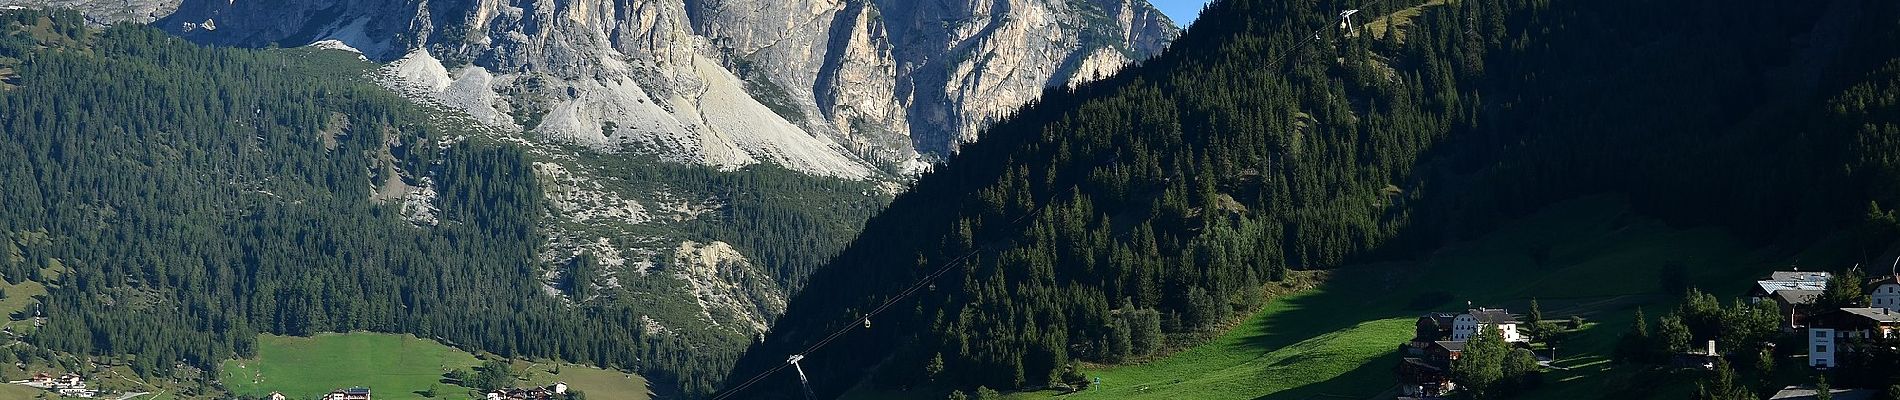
1817;331;1828;338
1816;345;1828;353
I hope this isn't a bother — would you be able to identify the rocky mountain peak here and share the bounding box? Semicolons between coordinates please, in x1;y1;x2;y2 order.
12;0;1176;177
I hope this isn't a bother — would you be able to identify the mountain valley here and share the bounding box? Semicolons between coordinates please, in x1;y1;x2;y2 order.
3;0;1900;399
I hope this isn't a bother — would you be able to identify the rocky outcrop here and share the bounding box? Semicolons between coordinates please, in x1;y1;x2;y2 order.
2;0;178;24
671;240;785;334
11;0;1177;175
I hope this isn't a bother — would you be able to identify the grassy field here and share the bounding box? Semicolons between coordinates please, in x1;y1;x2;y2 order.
1365;0;1452;42
0;279;44;319
0;382;50;399
219;333;651;400
962;195;1816;400
0;278;44;338
221;333;483;399
513;361;653;400
0;383;47;398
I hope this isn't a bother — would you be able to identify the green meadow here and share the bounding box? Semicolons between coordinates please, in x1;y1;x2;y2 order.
219;332;648;400
511;360;654;400
978;195;1817;400
221;333;482;399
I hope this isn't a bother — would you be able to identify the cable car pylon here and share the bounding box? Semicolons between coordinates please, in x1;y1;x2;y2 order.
789;354;816;400
1339;9;1361;35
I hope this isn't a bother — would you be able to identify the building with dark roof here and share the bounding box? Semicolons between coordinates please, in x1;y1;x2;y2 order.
1452;308;1525;342
1806;307;1900;368
1402;313;1459;356
1398;308;1523;397
485;382;569;400
1772;289;1824;329
323;387;370;400
1397;341;1464;398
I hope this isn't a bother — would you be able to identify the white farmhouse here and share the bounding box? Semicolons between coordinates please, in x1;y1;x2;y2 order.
1806;308;1900;368
1871;274;1900;312
1451;308;1527;343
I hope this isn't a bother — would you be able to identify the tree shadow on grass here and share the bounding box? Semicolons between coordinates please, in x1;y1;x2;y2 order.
1250;350;1402;400
1230;265;1418;358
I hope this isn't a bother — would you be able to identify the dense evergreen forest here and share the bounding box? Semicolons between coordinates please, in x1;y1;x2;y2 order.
0;10;780;396
725;0;1900;397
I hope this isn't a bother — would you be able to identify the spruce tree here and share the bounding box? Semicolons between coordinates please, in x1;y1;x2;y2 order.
1822;268;1869;309
1657;313;1693;354
1693;360;1752;400
1616;308;1653;363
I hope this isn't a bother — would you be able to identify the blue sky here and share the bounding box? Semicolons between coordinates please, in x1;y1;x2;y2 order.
1149;0;1214;27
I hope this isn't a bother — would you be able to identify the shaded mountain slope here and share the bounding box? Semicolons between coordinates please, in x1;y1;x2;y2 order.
725;0;1900;398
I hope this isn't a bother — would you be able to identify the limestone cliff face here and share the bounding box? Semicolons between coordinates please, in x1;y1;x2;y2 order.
18;0;1177;174
876;0;1179;153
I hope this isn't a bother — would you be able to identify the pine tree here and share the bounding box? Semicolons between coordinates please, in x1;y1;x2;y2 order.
1528;299;1544;326
1657;313;1693;354
1128;309;1164;357
1526;298;1545;338
1616;308;1653;363
1693;360;1752;400
1103;314;1131;363
926;353;946;382
1822;267;1869;309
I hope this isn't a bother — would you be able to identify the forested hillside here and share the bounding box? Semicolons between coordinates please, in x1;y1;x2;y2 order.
725;0;1900;397
0;10;759;396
